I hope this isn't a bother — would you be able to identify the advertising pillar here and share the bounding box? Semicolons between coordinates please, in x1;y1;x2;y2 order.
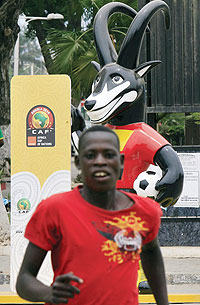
10;75;71;291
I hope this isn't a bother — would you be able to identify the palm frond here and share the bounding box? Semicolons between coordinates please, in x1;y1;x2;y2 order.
44;30;88;74
72;48;99;98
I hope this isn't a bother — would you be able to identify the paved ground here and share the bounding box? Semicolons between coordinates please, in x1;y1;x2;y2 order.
0;248;200;295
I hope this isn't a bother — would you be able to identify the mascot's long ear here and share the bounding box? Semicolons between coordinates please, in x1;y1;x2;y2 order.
93;2;138;67
91;61;101;72
135;60;161;77
117;0;170;69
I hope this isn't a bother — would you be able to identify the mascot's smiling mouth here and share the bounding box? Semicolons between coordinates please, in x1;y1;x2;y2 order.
87;90;137;123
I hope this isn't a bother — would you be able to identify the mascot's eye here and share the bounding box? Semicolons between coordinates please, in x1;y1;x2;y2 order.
92;76;100;91
94;76;100;86
112;75;123;84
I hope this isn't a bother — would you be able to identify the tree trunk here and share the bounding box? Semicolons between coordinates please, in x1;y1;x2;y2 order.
0;0;25;124
33;22;54;74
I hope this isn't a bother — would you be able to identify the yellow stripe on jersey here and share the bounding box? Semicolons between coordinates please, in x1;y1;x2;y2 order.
113;129;134;151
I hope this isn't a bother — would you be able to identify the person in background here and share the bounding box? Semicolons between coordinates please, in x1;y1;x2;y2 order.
0;127;4;147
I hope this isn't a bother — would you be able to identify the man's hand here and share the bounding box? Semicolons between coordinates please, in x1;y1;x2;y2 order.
48;272;83;304
16;243;84;304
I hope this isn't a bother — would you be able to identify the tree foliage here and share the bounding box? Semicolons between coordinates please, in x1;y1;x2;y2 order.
185;113;200;125
0;0;25;124
157;112;200;146
157;113;185;145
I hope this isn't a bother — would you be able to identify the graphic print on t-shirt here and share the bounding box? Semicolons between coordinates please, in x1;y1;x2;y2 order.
93;211;149;264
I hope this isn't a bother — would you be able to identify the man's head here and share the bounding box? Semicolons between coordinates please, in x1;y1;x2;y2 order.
75;125;123;192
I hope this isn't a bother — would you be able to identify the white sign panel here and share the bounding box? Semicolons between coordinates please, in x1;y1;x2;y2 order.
176;153;200;208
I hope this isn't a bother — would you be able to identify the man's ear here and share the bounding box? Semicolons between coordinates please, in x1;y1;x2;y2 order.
75;155;81;170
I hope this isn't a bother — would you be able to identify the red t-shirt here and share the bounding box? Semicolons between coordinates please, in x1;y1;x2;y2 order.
25;186;162;305
106;122;169;189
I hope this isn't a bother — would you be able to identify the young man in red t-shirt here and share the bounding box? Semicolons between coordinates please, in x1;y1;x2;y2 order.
16;125;169;305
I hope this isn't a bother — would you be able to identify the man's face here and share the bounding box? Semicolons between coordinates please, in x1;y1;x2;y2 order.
76;131;124;192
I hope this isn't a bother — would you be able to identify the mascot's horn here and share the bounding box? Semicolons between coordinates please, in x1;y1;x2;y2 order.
117;0;170;69
93;2;138;67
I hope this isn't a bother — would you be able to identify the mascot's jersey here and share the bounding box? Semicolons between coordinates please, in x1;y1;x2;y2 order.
106;122;169;189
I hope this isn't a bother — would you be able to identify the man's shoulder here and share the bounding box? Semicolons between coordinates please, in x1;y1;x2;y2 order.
136;196;162;218
124;192;162;216
39;188;77;209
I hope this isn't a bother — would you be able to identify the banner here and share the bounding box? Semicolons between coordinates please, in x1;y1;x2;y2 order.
176;153;200;208
11;75;71;291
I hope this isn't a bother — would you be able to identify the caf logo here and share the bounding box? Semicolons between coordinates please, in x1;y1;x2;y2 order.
27;106;54;129
17;198;31;213
26;105;55;147
32;111;50;129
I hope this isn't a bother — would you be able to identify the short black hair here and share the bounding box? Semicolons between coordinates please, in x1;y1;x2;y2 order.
78;125;120;151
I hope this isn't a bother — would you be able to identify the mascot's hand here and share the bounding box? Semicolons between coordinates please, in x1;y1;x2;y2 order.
71;105;86;133
154;145;184;208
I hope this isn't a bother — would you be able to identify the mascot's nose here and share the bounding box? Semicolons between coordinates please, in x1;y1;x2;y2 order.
84;100;96;111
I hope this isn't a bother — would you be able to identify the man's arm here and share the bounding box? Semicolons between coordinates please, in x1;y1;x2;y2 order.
16;242;83;304
140;238;169;305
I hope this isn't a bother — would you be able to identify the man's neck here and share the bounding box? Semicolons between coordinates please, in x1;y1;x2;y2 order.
80;186;133;211
80;186;119;210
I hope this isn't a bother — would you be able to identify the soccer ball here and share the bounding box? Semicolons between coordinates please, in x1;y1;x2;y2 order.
133;170;161;199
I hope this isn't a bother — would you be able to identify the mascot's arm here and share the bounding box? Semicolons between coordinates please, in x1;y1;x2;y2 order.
154;145;184;208
71;105;86;133
71;105;86;153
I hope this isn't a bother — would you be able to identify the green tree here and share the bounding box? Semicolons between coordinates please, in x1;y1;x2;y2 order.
23;0;85;74
157;112;200;146
157;113;185;146
0;0;25;124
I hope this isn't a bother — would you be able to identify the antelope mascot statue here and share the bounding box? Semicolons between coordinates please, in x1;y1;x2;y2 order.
79;0;184;293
